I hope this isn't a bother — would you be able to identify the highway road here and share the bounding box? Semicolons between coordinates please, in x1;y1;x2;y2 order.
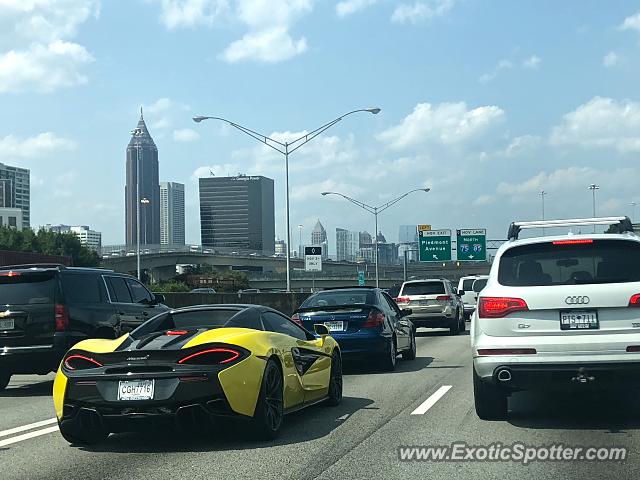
1;327;637;480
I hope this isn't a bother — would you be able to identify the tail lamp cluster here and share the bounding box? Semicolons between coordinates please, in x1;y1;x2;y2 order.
478;297;529;318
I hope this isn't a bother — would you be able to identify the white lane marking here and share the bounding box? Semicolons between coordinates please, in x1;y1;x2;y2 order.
411;385;452;415
0;426;59;448
0;418;57;438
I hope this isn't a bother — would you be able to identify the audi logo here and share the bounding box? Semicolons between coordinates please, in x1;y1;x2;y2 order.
565;296;590;305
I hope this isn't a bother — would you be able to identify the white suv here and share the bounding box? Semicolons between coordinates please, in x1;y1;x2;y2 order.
471;217;640;419
457;275;489;319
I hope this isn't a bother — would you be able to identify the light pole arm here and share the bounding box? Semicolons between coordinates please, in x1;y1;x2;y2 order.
375;188;429;213
322;192;376;214
193;116;287;155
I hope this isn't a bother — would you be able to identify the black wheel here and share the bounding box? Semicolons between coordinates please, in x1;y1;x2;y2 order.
402;330;416;361
325;351;342;406
0;371;11;391
58;419;109;446
251;358;284;439
380;337;397;371
473;368;508;420
458;310;466;333
449;312;461;335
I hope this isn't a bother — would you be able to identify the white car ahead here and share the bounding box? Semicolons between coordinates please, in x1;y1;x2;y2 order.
471;216;640;419
457;275;489;319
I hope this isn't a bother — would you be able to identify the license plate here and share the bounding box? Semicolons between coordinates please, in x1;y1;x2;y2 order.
0;319;14;330
324;321;344;332
419;300;432;306
117;380;154;401
560;310;599;330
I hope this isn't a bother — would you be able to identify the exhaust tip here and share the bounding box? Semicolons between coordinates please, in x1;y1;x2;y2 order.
496;368;512;382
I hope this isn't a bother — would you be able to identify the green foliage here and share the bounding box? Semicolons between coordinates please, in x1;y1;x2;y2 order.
148;280;190;292
177;265;250;292
0;227;101;267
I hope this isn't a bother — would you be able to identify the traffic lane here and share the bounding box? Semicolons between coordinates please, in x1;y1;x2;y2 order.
0;331;466;480
316;352;640;479
0;373;56;432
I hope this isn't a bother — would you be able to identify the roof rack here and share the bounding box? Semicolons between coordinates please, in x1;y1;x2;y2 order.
0;263;68;270
507;216;634;240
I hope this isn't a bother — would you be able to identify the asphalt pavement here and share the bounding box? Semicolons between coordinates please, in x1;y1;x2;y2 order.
2;327;639;480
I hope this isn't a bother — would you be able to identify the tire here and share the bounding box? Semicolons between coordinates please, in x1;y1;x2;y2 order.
380;337;397;371
473;368;508;420
449;312;461;335
58;419;109;446
0;372;11;391
251;358;284;439
458;310;466;333
402;330;417;361
325;351;343;406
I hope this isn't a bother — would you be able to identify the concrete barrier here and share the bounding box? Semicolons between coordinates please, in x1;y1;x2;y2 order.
156;292;312;316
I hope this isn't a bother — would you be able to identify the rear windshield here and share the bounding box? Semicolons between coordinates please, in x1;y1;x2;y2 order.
472;279;488;292
462;279;475;291
301;290;377;308
0;272;56;305
131;309;241;338
498;239;640;286
401;282;445;296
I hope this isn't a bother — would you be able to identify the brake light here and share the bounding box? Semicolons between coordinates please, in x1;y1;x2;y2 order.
362;310;385;328
552;239;594;245
477;348;537;355
395;296;410;304
64;354;103;370
291;313;303;327
55;304;69;331
436;295;451;302
166;330;188;335
478;297;528;318
629;294;640;307
0;270;19;277
178;348;241;365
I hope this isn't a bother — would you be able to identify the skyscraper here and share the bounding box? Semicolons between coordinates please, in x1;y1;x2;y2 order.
336;228;359;262
160;182;185;245
0;162;30;230
199;175;275;253
125;109;160;246
311;219;329;259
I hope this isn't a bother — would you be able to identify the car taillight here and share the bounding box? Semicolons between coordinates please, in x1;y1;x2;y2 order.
178;348;241;365
395;296;410;304
291;313;303;327
478;297;528;318
166;330;189;335
64;354;103;370
362;310;385;328
477;348;537;355
629;294;640;307
55;304;69;331
436;295;451;302
627;346;640;352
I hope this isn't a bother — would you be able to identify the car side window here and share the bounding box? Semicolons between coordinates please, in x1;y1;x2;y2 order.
106;277;133;303
61;273;104;303
126;279;153;304
262;312;309;341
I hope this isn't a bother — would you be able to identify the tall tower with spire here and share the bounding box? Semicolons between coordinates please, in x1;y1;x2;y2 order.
125;108;161;246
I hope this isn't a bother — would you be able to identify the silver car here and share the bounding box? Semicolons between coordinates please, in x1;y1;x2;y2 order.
395;279;465;335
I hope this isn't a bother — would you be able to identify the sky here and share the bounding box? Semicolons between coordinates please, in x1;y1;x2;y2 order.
1;0;640;252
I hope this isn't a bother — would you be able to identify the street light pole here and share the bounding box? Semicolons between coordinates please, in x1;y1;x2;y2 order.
321;188;430;287
141;198;150;245
539;190;547;235
588;184;600;232
193;108;381;292
631;202;637;223
298;224;303;258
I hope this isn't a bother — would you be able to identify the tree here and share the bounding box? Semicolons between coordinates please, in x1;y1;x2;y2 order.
148;280;190;292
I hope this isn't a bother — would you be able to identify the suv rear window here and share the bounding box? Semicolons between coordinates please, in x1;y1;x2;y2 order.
498;239;640;286
401;282;446;296
301;289;377;307
461;279;475;290
0;272;56;305
62;273;103;303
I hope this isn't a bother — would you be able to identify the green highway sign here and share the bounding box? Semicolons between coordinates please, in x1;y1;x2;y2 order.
419;229;452;262
358;271;365;286
456;229;487;261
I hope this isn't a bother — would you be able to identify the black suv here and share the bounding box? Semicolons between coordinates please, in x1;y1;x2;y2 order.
0;264;169;390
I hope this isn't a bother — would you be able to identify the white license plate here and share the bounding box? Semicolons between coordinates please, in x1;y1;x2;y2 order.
0;319;14;330
560;310;599;330
419;300;432;306
324;321;344;332
117;380;154;401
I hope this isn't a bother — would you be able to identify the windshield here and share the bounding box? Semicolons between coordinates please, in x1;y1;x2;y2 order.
0;273;56;305
498;240;640;286
401;282;446;296
301;290;376;308
131;309;241;338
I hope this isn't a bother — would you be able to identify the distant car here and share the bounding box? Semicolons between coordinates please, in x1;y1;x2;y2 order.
0;264;168;391
457;275;489;319
395;279;465;335
292;287;416;371
239;288;261;294
190;288;217;294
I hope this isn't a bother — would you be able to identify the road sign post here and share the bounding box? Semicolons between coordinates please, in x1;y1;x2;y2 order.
419;229;452;262
304;246;322;272
456;229;487;261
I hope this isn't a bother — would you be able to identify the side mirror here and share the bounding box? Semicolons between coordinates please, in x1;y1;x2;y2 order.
401;308;413;317
458;290;465;296
314;324;330;337
154;293;166;304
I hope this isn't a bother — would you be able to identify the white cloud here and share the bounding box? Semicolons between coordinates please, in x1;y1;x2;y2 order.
336;0;377;17
501;135;542;157
0;0;98;93
152;0;229;29
620;11;640;31
221;26;307;63
523;54;541;69
391;0;454;25
550;96;640;153
603;51;619;67
377;101;505;150
473;194;495;206
173;128;200;142
0;132;76;159
145;97;174;114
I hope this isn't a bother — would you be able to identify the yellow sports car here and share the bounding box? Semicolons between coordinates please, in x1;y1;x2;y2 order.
53;304;342;444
